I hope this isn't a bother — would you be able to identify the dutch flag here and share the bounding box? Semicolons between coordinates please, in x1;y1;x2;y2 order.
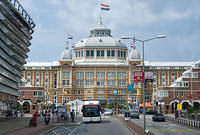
130;43;134;48
71;44;75;48
101;3;110;11
67;34;73;39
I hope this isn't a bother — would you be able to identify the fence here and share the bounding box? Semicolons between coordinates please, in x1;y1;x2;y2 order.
166;116;200;128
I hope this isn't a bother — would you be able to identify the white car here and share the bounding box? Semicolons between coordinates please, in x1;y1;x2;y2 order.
104;109;113;116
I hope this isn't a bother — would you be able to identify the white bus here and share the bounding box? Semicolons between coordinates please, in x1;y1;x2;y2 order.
82;101;101;123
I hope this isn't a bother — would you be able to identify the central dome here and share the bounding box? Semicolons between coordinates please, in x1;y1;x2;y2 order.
75;21;127;49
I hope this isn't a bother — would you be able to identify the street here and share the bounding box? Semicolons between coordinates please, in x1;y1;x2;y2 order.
44;116;133;135
131;115;200;135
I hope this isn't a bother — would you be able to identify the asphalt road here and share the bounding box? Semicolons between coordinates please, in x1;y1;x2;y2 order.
72;116;133;135
131;114;200;135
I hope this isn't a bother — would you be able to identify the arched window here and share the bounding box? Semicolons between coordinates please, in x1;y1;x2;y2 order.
91;50;94;57
78;51;80;57
111;50;115;57
86;50;90;57
121;51;123;57
118;50;120;57
107;50;110;57
101;50;104;57
81;50;83;57
124;51;126;58
97;50;100;57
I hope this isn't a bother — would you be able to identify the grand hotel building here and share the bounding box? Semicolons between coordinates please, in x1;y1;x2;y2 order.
22;21;195;113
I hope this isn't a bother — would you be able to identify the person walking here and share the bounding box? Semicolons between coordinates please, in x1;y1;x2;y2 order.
70;109;75;122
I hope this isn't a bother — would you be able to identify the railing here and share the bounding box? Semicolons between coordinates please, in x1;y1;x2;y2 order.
6;0;35;28
166;116;200;128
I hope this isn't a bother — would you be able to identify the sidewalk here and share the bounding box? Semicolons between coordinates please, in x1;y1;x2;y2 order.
0;115;48;135
115;116;155;135
0;115;82;135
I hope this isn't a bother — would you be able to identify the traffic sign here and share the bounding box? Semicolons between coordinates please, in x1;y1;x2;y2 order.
134;71;143;82
128;85;133;92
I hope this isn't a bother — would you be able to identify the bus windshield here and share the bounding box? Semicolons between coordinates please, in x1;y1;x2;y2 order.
83;105;100;117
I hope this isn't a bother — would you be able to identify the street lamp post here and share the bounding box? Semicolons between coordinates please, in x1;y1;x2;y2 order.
121;35;166;134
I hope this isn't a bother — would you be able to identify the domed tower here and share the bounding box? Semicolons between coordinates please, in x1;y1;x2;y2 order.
128;45;142;65
60;41;73;65
73;21;128;66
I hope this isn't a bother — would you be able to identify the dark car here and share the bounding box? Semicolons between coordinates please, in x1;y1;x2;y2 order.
145;110;157;115
152;113;165;122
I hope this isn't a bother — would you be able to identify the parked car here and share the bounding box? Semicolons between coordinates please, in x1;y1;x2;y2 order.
104;109;113;116
145;110;157;115
152;113;165;122
130;110;139;119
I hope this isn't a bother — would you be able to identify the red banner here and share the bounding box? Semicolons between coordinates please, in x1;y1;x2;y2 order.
134;71;143;82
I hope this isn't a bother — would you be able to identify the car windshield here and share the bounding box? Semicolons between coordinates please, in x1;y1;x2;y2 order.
131;111;138;113
105;109;112;112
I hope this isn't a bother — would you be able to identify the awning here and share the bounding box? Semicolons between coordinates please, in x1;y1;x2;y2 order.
139;102;152;108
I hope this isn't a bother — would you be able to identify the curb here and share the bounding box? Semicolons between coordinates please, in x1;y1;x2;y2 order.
115;117;137;135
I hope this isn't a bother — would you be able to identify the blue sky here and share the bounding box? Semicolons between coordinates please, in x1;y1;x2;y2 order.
20;0;200;62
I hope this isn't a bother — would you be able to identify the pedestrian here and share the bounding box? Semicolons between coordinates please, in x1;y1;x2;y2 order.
175;110;178;119
70;109;75;122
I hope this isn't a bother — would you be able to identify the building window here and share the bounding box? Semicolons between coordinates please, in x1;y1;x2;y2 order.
107;50;110;57
97;96;103;100
97;72;104;78
118;80;125;86
121;51;123;57
62;97;69;104
76;80;83;86
176;91;179;97
124;51;126;58
108;72;115;78
97;90;104;94
76;72;83;78
81;50;83;57
87;91;91;94
97;50;100;57
171;73;175;84
118;50;120;57
132;97;138;103
75;90;82;95
91;50;94;57
111;50;115;57
97;80;104;86
27;73;31;83
107;80;115;86
158;91;168;97
118;72;126;78
33;91;43;97
86;72;94;78
62;80;70;86
62;72;70;77
162;72;166;86
181;91;184;97
101;50;104;57
87;97;91;100
86;50;90;57
86;80;93;86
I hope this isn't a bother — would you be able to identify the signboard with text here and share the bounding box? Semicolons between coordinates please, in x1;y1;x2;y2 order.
145;72;153;82
134;71;143;82
128;85;133;92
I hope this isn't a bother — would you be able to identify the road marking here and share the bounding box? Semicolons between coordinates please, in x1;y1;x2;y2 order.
150;129;193;132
